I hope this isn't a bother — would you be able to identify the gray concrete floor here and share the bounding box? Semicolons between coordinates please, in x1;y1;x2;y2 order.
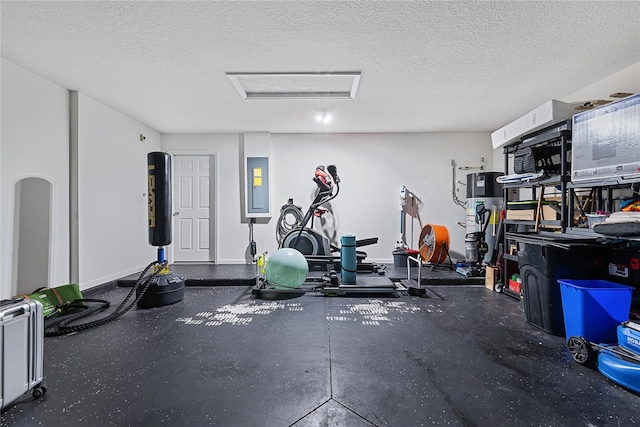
2;277;638;426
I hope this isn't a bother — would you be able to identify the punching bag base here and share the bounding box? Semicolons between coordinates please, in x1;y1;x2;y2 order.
137;273;185;308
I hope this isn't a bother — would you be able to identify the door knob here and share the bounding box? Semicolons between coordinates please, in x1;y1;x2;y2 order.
173;212;179;216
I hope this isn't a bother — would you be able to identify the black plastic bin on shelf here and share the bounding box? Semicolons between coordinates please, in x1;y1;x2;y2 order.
513;234;605;337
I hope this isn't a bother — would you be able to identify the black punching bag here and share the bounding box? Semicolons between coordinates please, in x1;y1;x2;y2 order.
148;152;172;247
139;152;185;309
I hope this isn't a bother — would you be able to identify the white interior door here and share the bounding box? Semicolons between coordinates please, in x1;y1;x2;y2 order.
173;155;215;262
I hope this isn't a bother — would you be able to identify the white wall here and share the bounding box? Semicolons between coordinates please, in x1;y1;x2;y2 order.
561;61;640;103
3;58;636;293
161;133;242;264
1;58;70;298
1;59;162;294
273;133;495;261
75;93;161;289
163;132;495;263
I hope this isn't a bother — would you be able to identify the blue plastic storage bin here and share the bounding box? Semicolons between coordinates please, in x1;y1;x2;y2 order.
558;279;633;344
518;240;603;337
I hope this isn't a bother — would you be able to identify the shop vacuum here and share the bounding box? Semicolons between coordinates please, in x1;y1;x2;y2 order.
137;152;185;308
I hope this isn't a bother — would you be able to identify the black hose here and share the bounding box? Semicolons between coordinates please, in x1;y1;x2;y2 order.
276;202;303;247
44;260;166;337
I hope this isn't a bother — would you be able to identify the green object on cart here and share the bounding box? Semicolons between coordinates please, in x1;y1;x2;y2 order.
15;284;83;317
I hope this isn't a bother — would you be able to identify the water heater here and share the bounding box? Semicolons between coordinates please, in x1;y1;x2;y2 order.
465;172;503;264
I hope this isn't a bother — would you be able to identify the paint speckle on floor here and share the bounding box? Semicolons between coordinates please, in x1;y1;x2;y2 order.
329;299;421;325
175;301;304;326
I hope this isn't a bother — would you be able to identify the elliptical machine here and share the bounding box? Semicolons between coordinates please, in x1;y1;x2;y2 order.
279;165;382;273
252;164;394;297
280;165;339;259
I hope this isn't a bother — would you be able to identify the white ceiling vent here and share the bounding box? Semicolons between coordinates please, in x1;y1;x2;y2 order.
226;72;361;100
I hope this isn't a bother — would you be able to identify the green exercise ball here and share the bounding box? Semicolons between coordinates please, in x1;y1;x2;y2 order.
265;248;309;290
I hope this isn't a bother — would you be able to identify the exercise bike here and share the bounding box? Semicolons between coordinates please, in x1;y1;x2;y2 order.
279;165;383;274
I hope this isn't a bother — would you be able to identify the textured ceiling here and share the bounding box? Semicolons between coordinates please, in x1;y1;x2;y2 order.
1;1;639;134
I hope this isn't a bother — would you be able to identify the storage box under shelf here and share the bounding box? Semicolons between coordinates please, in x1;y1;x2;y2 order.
506;205;558;221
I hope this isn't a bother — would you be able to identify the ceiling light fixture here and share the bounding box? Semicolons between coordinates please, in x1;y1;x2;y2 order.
315;113;332;124
226;72;361;100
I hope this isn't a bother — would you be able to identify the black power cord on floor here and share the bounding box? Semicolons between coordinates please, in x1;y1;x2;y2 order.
44;260;166;337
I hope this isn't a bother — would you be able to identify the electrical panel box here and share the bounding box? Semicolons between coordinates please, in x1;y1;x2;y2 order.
572;93;640;185
247;157;269;215
243;133;272;218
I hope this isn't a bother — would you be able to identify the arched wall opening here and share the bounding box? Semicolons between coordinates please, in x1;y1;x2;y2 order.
12;177;52;295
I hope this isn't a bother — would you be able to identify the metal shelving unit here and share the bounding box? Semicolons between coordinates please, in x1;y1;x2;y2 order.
566;176;640;238
498;122;640;298
499;125;573;299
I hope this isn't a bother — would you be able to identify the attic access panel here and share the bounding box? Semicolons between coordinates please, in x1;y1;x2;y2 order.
226;72;361;99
